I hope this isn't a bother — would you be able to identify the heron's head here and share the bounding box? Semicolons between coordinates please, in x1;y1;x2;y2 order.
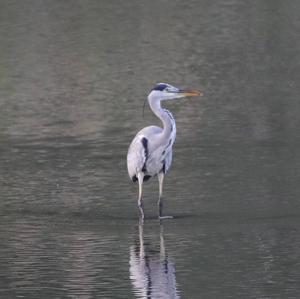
148;83;202;101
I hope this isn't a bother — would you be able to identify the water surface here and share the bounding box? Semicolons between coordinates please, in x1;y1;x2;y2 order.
1;0;300;298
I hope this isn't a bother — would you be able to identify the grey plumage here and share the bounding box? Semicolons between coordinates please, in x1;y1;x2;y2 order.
127;83;201;220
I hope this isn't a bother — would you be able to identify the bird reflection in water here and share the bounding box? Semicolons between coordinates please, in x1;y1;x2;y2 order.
129;223;180;299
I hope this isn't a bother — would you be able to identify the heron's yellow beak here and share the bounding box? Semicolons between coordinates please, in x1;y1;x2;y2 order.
179;89;203;97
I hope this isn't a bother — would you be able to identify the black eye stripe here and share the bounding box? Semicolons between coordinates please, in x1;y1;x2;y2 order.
152;83;168;91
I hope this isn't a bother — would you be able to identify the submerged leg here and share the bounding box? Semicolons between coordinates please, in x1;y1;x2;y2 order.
137;172;145;220
158;172;173;220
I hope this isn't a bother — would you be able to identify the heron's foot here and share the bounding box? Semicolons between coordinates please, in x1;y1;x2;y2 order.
159;215;174;220
139;215;145;224
138;202;145;221
139;208;145;221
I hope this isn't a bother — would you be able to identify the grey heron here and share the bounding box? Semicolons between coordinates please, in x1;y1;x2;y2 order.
127;83;202;220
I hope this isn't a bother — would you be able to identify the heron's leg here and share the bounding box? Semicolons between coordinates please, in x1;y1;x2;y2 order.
158;173;173;220
158;172;164;218
137;172;145;220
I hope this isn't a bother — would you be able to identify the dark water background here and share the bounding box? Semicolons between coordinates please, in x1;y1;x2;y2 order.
1;0;300;298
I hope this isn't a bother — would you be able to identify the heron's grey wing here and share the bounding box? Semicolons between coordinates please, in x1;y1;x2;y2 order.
127;126;163;179
127;134;147;180
144;145;172;175
164;149;173;173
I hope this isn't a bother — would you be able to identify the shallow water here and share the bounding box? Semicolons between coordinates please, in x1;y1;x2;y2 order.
1;0;300;298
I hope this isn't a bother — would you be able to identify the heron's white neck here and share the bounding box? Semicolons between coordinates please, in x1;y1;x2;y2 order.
148;96;176;141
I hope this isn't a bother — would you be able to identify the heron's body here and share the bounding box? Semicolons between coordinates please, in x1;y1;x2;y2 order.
127;113;176;181
127;83;201;220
